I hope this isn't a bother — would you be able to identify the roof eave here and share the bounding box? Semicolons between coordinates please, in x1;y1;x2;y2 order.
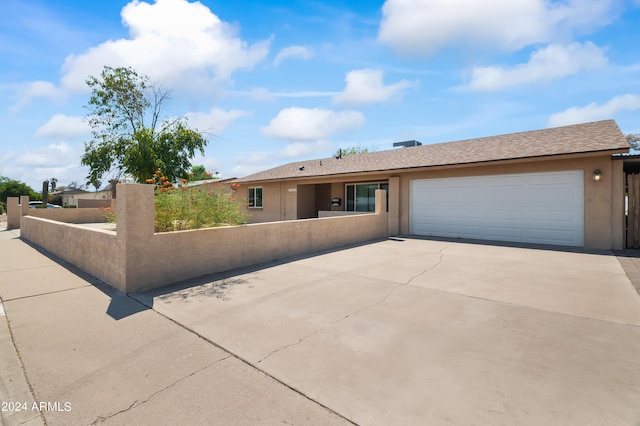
236;148;630;184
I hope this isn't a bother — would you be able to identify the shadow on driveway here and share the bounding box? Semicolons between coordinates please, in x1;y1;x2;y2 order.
18;238;150;321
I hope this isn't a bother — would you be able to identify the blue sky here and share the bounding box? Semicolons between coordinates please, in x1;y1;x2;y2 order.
2;0;640;190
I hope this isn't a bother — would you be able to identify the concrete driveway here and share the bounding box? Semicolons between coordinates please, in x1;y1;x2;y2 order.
134;238;640;425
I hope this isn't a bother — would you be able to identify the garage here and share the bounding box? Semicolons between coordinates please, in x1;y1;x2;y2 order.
410;171;584;246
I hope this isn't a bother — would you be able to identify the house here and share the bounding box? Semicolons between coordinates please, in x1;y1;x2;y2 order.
56;188;112;207
235;120;633;250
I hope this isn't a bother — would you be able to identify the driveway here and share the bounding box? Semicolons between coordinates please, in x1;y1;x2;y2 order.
134;238;640;425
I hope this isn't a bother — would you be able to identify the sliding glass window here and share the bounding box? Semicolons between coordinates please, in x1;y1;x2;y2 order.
345;182;388;212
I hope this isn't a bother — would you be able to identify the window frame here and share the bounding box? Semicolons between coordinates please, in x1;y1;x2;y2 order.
344;181;389;212
248;187;263;208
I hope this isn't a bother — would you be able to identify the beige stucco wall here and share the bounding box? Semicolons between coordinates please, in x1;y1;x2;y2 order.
20;217;123;289
19;184;388;294
77;199;111;208
26;208;110;224
125;188;387;293
237;153;624;249
6;198;110;227
243;182;289;223
6;197;20;230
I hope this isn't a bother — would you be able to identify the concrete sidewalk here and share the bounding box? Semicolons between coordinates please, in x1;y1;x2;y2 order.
0;227;349;426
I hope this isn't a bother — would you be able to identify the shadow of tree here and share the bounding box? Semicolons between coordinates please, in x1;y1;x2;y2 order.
155;276;253;303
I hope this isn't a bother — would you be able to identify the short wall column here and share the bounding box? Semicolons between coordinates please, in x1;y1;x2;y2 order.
375;189;389;236
116;183;155;293
6;197;19;230
20;196;29;216
388;176;400;235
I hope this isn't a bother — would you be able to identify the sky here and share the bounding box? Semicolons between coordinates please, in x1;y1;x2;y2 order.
1;0;640;190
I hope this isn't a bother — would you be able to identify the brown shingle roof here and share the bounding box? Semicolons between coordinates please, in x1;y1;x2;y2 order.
236;120;630;183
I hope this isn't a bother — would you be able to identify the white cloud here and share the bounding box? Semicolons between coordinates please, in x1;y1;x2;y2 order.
17;142;77;167
11;81;66;112
273;45;313;66
185;107;251;134
378;0;620;56
15;0;271;109
35;114;90;139
281;140;333;158
262;107;365;141
548;94;640;127
468;42;608;91
230;140;334;178
333;69;415;106
244;87;276;102
272;91;339;98
12;142;89;188
237;87;338;101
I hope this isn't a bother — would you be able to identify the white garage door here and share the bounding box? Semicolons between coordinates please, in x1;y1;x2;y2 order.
410;171;584;246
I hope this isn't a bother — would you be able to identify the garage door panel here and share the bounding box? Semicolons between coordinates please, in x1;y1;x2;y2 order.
528;228;579;245
485;209;527;221
485;175;528;186
529;209;580;222
410;171;584;246
485;226;526;239
527;188;582;205
446;224;487;238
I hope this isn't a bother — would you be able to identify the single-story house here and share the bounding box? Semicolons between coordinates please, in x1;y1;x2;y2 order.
235;120;635;250
55;188;112;207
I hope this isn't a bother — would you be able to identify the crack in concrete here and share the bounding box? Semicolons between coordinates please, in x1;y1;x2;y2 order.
2;285;93;302
16;413;43;425
0;264;57;274
139;304;357;426
405;251;445;286
90;355;231;424
257;248;448;364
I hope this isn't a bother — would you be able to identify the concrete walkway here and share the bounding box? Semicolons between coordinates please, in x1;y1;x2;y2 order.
2;222;640;425
0;227;349;426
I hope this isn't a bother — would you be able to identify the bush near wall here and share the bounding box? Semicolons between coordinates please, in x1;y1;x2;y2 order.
154;186;246;232
144;171;246;232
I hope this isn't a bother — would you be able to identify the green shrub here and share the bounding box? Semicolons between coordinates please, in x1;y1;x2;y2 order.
153;180;246;233
107;172;247;233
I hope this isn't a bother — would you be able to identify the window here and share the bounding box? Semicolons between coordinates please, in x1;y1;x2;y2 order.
345;182;388;212
248;187;263;208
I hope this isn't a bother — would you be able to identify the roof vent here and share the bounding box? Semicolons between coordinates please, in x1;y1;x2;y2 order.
393;140;422;148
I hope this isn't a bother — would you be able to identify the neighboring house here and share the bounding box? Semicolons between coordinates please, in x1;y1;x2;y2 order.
183;177;238;189
56;188;112;206
235;120;633;250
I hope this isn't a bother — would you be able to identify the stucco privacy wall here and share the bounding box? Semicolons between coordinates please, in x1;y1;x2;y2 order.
123;185;388;293
19;184;388;294
26;207;110;223
20;217;123;289
238;153;624;250
5;198;111;226
77;199;111;208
